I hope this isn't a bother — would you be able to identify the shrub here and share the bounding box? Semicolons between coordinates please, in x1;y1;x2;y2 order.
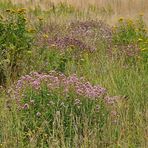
0;8;34;85
113;16;147;45
112;16;148;62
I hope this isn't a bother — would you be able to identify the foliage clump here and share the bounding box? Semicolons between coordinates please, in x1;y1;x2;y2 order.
112;16;148;61
0;8;34;84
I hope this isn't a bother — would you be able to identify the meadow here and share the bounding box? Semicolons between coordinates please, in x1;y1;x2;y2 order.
0;0;148;147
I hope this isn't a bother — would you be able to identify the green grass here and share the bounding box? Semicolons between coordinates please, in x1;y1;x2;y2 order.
0;2;148;148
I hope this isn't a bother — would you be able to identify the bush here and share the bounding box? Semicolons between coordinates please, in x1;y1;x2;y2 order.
112;16;148;62
0;8;34;85
113;16;147;45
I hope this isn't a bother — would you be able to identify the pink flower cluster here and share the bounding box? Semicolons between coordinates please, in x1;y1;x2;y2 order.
14;71;107;100
105;96;123;105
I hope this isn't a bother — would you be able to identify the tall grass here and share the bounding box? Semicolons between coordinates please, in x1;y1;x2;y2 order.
3;0;148;25
0;1;148;148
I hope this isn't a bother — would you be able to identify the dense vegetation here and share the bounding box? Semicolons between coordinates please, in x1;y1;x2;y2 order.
0;1;148;147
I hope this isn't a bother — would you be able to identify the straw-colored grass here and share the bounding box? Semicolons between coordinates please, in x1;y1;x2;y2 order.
3;0;148;25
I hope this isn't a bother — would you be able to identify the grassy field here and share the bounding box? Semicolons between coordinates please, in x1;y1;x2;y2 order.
0;0;148;148
2;0;148;25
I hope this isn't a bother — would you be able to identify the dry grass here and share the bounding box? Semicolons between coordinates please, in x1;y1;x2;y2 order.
3;0;148;25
